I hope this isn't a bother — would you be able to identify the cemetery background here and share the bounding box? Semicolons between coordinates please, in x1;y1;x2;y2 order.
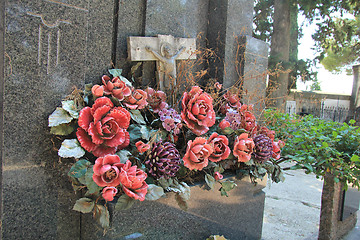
1;1;359;240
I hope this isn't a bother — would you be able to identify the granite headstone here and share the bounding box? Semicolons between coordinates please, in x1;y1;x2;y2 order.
2;0;114;238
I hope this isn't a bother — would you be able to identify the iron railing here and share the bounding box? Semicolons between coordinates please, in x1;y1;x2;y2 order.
286;105;359;123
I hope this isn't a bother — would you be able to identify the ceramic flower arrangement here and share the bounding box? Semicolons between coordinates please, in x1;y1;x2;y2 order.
48;69;284;228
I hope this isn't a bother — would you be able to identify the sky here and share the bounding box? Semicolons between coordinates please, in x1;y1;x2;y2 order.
296;16;354;95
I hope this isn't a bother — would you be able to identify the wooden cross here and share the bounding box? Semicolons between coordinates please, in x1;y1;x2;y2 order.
127;35;196;92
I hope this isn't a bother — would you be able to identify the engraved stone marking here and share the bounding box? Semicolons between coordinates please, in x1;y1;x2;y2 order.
44;0;89;12
26;0;87;74
128;35;196;92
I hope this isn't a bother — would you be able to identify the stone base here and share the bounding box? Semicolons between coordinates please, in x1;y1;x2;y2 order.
82;176;267;240
318;174;358;240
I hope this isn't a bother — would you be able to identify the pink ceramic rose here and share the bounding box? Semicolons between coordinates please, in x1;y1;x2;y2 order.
123;88;148;110
102;187;118;201
119;160;148;201
233;133;255;162
91;75;131;100
92;155;123;187
183;137;213;171
146;87;168;113
181;86;216;136
207;132;230;162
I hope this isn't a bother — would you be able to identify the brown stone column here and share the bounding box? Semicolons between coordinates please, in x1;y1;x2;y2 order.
318;173;357;240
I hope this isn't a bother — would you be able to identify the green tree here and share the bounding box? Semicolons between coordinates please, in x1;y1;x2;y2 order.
254;0;360;108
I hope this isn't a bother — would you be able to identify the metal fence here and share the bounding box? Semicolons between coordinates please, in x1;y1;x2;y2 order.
286;105;359;123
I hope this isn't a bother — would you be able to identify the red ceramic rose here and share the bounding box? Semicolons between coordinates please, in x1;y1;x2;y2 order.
224;90;242;109
233;133;255;162
93;155;123;187
207;132;230;162
124;88;148;110
239;105;257;135
181;86;216;136
119;160;148;201
76;97;130;157
102;187;118;202
183;137;213;171
135;141;150;153
146;87;168;113
91;75;131;100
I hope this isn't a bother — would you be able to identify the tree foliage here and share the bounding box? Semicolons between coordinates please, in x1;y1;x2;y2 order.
254;0;360;74
254;0;318;91
264;110;360;190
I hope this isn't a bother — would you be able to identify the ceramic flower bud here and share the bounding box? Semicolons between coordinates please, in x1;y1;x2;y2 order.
214;171;223;180
135;141;150;153
272;140;285;160
91;85;104;97
219;119;231;130
102;187;118;201
224;90;242;109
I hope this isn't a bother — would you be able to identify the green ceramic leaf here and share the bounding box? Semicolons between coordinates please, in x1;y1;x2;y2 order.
50;122;75;135
58;139;85;158
115;194;135;211
220;180;237;192
62;100;79;119
145;184;165;201
157;177;172;189
115;150;131;164
140;125;151;140
119;75;133;87
220;188;228;197
95;205;110;229
73;198;95;213
108;68;123;77
205;173;215;190
48;107;73;127
175;193;188;211
130;110;146;124
222;127;234;135
84;167;102;194
68;159;91;178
